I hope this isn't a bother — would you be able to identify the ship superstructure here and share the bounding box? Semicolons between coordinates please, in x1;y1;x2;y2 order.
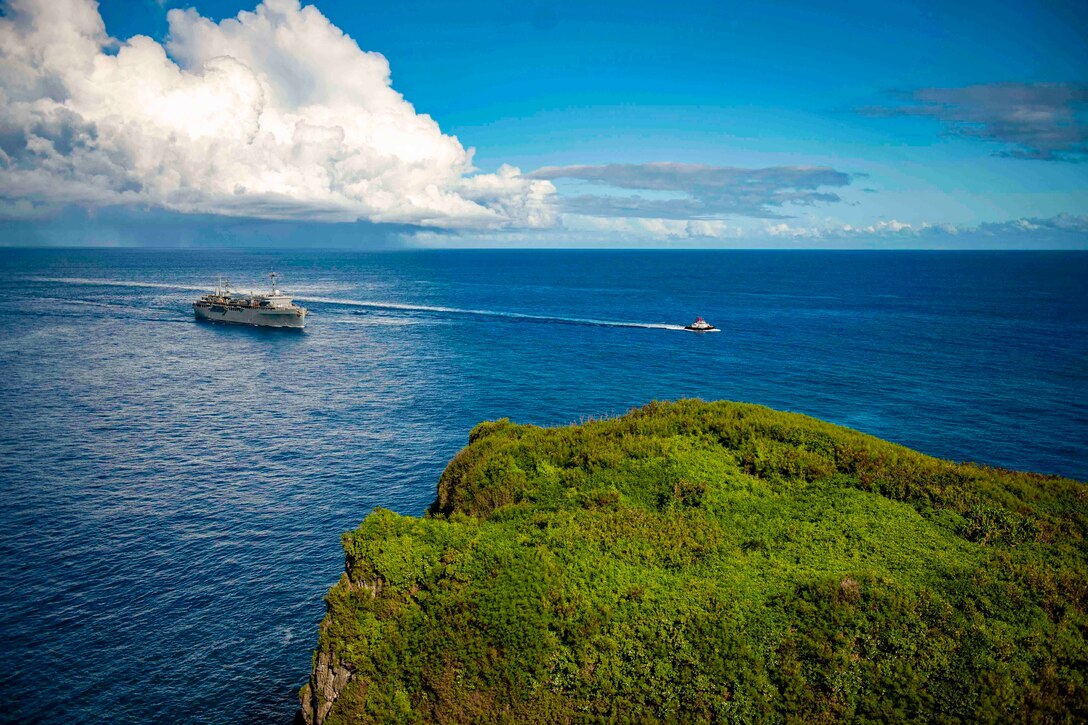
193;273;307;329
684;316;718;332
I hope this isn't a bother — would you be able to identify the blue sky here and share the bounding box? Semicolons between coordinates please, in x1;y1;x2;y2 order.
1;0;1086;247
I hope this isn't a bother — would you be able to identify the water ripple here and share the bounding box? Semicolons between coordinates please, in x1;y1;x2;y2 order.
1;249;1085;723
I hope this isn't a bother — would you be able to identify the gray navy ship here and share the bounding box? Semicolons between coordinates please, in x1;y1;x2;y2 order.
193;273;307;329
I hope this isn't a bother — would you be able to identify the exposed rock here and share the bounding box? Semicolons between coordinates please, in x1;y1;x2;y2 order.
299;649;353;725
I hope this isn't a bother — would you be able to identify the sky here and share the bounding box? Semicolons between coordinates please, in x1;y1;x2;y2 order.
0;0;1086;248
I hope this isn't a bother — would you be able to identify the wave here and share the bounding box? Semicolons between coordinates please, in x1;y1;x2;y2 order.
32;277;691;331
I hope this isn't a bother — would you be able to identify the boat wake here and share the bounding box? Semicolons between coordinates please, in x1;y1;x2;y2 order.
299;296;687;331
33;278;690;332
33;277;208;292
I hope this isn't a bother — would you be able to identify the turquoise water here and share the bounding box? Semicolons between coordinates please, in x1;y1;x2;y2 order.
0;249;1085;722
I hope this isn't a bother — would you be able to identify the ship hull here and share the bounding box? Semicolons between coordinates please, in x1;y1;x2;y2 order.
194;304;305;329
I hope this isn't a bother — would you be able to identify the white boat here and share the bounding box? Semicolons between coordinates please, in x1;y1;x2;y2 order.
193;273;307;329
684;316;718;332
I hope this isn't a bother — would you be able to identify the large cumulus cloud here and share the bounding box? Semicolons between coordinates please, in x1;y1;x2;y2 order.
0;0;556;227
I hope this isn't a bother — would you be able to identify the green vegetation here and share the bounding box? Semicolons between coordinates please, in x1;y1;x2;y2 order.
302;400;1088;723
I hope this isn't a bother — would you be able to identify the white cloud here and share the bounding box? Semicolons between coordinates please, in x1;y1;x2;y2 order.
760;218;917;238
755;215;1088;244
565;214;743;239
860;219;913;234
0;0;555;227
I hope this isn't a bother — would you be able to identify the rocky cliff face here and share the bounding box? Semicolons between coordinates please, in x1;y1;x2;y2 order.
298;647;353;725
298;570;383;724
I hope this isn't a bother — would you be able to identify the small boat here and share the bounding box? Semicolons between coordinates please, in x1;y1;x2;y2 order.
684;317;718;332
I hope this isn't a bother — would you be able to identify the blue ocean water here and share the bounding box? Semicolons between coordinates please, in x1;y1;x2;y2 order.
0;248;1085;722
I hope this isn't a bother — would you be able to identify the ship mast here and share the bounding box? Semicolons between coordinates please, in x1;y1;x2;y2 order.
269;271;279;295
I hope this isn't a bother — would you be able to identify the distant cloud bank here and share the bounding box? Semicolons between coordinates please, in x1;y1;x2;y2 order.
0;0;555;227
763;212;1088;242
864;83;1088;161
527;163;852;219
412;213;1088;248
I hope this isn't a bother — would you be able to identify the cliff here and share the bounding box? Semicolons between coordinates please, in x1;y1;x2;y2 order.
300;400;1088;723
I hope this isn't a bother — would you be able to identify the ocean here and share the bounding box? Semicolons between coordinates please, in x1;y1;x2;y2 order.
0;248;1085;722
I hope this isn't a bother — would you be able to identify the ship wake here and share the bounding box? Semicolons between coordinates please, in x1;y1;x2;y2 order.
33;278;690;332
302;296;687;331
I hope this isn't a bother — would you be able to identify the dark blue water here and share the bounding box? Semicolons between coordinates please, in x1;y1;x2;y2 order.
0;249;1085;722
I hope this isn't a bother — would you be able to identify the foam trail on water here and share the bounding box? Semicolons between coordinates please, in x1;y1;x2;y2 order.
298;296;687;331
33;277;208;292
33;277;690;331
